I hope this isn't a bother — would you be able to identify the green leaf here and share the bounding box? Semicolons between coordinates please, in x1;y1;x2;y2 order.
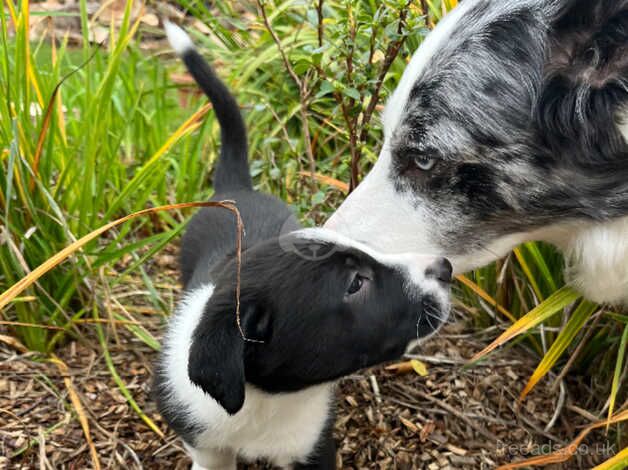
316;80;336;98
343;86;361;101
471;286;582;362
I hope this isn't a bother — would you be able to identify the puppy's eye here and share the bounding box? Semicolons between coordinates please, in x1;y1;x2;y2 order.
347;274;364;295
414;156;436;171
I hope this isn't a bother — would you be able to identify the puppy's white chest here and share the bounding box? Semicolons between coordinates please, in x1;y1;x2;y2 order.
161;284;332;466
194;383;332;466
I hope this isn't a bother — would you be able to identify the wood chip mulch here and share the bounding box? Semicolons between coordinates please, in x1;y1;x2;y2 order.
1;313;622;469
0;247;623;469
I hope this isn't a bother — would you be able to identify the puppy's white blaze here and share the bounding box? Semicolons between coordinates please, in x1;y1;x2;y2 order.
164;20;195;56
382;0;474;137
292;227;438;273
325;149;442;254
292;228;449;311
162;283;332;465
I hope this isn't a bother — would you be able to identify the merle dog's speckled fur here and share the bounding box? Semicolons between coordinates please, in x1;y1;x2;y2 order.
390;0;628;249
329;0;628;304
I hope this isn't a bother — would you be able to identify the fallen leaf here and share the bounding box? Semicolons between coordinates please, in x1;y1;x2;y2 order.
411;359;429;377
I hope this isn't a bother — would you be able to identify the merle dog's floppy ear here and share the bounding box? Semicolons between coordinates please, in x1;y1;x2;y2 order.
537;0;628;160
188;295;271;415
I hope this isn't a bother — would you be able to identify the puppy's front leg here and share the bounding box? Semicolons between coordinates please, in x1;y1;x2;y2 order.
186;445;236;470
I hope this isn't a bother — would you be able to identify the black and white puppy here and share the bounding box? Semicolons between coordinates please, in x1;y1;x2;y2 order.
327;0;628;305
155;23;452;470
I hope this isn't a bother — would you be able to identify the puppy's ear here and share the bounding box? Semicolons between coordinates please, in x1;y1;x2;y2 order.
188;301;245;414
537;1;628;160
187;298;271;415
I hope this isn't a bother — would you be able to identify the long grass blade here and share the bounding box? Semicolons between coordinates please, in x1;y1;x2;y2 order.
0;201;238;311
519;300;597;400
104;104;211;219
298;171;349;193
30;45;101;190
456;274;517;323
470;286;581;362
522;242;558;292
49;354;101;470
607;323;628;427
95;318;164;438
513;246;544;301
592;446;628;470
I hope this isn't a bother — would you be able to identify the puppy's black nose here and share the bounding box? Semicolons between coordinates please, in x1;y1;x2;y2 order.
426;258;453;284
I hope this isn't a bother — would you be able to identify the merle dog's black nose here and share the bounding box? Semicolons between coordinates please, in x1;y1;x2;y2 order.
426;258;453;284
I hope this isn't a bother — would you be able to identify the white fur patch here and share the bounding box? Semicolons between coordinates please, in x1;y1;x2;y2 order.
161;284;332;467
562;217;628;306
164;20;195;56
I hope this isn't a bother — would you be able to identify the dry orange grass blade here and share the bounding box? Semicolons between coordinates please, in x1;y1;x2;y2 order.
470;286;581;363
497;409;628;469
0;334;28;353
49;354;101;470
456;274;517;323
0;201;239;311
30;44;102;191
298;171;349;193
0;320;63;330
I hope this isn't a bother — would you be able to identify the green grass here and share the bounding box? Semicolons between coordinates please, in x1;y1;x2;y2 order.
0;0;214;351
0;0;626;461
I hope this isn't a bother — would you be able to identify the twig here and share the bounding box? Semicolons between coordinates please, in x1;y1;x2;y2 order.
0;320;63;330
49;355;101;470
395;384;501;443
369;374;382;404
229;201;261;344
403;353;467;366
545;379;566;432
316;0;324;48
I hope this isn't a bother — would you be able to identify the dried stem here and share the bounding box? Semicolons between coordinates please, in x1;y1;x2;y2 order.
317;0;324;48
225;201;262;344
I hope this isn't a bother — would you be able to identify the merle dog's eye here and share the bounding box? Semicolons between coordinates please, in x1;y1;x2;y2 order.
414;156;436;171
347;274;364;295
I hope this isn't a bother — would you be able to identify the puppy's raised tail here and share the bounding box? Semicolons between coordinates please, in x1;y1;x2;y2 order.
165;21;252;193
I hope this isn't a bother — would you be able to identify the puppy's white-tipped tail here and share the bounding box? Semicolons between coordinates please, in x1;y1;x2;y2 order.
164;20;195;56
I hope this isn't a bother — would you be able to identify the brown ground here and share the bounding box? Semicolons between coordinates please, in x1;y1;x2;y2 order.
2;3;625;469
0;307;621;469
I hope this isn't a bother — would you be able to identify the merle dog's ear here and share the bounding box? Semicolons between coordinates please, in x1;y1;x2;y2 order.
187;298;271;415
537;1;628;159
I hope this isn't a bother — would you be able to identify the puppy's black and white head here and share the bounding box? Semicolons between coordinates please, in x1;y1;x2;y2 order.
187;228;451;414
328;0;628;274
